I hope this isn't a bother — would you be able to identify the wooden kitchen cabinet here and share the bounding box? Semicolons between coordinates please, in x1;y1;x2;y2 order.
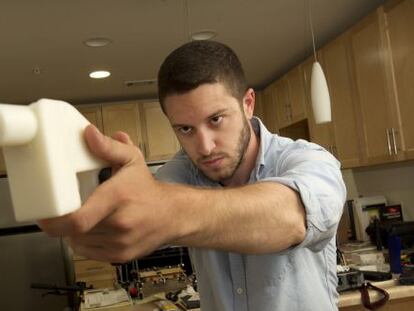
139;101;180;162
76;105;104;132
285;66;307;125
79;100;179;162
305;2;413;169
268;67;307;131
273;77;291;129
101;101;144;149
384;0;414;160
348;9;401;165
303;34;363;169
257;0;414;169
260;82;279;133
320;34;363;168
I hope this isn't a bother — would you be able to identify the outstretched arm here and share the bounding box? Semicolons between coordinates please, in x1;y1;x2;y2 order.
38;125;307;262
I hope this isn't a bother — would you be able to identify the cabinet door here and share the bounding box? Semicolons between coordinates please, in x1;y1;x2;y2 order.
76;105;104;132
302;56;334;152
261;83;279;133
274;78;290;129
102;102;143;148
349;10;399;165
322;34;362;168
286;66;307;124
140;102;180;162
385;0;414;159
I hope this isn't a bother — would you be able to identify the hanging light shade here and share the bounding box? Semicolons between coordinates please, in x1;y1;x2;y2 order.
311;61;331;124
307;0;331;124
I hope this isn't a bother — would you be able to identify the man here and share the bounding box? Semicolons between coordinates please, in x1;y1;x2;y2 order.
39;41;346;310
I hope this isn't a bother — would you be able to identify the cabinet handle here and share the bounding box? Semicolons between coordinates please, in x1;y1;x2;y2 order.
333;145;338;157
386;129;392;156
391;128;398;155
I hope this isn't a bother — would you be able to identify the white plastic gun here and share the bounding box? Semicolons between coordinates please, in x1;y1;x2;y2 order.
0;99;108;222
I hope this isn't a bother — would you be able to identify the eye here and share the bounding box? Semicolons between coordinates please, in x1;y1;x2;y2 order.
178;126;192;134
210;115;223;125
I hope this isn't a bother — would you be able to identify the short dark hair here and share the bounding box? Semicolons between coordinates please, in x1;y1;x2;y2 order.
157;40;248;113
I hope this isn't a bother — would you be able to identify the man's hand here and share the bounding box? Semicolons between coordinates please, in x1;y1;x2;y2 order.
38;125;178;263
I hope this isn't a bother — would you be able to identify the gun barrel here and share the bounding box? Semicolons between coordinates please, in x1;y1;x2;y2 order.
0;104;38;146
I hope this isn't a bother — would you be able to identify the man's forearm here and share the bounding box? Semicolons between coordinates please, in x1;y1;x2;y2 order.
167;182;307;254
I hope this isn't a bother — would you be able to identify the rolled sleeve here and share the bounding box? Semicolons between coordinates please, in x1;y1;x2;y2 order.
262;144;346;252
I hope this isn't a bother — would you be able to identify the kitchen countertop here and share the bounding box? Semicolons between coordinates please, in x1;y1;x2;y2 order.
339;278;414;308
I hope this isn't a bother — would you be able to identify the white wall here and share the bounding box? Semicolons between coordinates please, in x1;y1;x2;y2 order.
342;160;414;221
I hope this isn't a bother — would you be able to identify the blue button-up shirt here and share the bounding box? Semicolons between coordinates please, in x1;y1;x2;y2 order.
156;117;346;311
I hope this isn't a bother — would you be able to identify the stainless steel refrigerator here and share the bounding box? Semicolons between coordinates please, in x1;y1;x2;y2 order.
0;176;73;310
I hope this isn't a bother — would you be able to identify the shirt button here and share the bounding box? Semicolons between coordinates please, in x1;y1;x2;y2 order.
236;288;243;295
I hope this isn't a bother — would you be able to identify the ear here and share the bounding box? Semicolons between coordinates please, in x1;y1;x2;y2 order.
242;88;255;119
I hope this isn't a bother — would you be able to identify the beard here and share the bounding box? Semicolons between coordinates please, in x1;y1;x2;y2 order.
195;115;251;183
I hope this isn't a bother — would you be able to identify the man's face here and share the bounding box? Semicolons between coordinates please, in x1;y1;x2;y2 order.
163;83;253;183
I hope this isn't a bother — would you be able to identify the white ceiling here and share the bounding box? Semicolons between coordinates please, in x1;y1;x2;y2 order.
0;0;386;106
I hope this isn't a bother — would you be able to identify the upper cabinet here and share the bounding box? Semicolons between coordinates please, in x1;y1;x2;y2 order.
304;35;363;169
384;0;414;160
101;102;143;148
274;77;291;129
261;0;414;169
285;66;307;125
140;101;180;162
76;105;104;132
77;100;179;163
259;64;308;134
320;34;363;168
260;82;279;133
348;9;401;165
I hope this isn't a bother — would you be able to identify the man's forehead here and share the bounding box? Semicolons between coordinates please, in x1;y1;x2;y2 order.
164;84;239;123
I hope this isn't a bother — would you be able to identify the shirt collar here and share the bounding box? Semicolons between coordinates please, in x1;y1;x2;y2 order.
251;116;270;171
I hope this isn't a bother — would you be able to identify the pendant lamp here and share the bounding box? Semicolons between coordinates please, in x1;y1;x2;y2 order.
309;0;331;124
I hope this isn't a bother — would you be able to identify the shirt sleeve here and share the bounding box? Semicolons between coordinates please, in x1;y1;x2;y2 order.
262;140;346;252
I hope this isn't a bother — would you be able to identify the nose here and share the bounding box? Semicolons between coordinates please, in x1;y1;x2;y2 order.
196;128;216;156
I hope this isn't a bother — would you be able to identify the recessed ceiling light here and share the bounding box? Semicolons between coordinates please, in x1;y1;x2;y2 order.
89;70;111;79
191;30;217;41
84;37;112;48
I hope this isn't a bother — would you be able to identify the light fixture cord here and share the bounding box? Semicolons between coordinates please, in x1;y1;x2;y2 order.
308;0;317;62
183;0;191;42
